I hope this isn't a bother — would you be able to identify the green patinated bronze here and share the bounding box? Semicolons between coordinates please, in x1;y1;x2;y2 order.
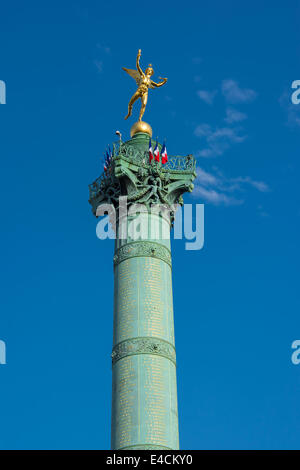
114;241;172;268
89;131;196;450
111;336;177;366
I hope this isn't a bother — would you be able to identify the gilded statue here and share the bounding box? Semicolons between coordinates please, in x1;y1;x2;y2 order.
123;49;167;121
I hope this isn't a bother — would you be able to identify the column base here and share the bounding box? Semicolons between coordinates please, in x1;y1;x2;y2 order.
116;444;175;450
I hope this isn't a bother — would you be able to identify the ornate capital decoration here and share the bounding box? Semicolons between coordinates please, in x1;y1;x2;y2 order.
111;337;176;366
88;135;196;219
113;241;172;268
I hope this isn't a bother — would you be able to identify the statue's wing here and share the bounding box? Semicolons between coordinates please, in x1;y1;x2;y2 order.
122;68;141;85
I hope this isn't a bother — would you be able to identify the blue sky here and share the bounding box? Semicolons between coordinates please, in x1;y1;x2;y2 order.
0;0;300;450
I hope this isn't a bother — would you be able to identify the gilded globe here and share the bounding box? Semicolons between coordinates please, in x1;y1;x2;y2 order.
130;121;153;138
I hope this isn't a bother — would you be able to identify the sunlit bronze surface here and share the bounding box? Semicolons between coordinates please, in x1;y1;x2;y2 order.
123;49;167;122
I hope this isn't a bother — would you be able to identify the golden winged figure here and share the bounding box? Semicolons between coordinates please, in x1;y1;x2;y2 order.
123;49;168;121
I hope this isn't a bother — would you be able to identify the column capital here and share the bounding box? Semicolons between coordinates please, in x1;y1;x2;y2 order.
88;134;196;217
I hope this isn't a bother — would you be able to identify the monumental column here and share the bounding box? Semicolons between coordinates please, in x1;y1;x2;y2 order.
88;51;196;450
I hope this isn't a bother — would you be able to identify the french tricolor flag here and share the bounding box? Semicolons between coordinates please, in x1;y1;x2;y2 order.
161;141;168;164
149;138;154;163
103;150;110;172
154;140;160;162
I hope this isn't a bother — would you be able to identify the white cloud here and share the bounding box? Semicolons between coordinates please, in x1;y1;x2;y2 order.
193;167;269;206
192;78;264;205
208;127;246;143
196;142;230;158
194;124;246;157
193;185;241;206
224;107;247;124
194;124;212;138
232;176;270;192
222;79;257;104
196;168;219;186
194;124;246;143
197;89;218;105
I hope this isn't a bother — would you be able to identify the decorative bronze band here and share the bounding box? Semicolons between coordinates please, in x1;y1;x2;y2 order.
118;444;174;450
111;336;176;366
113;241;172;268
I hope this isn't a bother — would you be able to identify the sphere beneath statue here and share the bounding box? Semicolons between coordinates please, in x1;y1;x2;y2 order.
130;121;153;138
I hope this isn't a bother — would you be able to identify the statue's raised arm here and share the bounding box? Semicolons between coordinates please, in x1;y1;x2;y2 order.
136;49;144;77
